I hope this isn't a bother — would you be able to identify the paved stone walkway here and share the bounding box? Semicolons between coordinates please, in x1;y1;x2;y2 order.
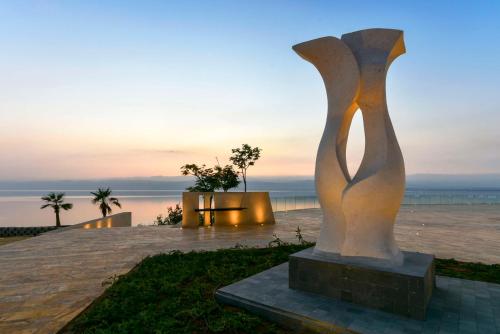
0;205;499;333
287;205;500;264
218;263;500;334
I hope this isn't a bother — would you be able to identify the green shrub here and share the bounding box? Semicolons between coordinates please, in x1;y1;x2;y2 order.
154;204;183;226
435;258;500;284
63;245;308;334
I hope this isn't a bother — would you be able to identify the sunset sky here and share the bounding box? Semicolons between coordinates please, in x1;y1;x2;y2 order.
1;1;499;180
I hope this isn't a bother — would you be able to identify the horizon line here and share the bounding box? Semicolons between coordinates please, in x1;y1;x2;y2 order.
2;173;500;183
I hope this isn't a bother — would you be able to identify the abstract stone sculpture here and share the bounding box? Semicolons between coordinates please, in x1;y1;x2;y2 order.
182;192;275;227
293;29;406;265
216;32;435;324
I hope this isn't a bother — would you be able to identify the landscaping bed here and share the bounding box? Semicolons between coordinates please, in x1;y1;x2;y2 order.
61;244;500;334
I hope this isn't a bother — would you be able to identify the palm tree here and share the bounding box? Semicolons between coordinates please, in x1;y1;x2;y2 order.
91;188;121;217
40;192;73;227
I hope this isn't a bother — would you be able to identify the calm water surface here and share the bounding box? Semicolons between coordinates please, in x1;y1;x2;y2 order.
0;189;314;227
0;191;183;227
1;189;500;227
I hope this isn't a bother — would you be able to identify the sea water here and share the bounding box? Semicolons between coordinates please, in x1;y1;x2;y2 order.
1;188;500;227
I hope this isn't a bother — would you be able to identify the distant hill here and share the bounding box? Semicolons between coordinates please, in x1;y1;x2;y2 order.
406;174;500;190
0;177;193;191
1;174;500;192
0;176;315;192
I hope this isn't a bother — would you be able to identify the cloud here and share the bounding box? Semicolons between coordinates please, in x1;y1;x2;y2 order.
60;148;189;159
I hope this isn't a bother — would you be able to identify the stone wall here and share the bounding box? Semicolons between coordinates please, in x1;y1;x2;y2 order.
52;212;132;232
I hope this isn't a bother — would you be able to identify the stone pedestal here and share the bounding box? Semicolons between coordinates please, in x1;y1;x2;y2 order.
289;248;435;320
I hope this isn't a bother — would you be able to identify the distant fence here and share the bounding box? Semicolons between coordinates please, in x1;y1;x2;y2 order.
270;190;500;212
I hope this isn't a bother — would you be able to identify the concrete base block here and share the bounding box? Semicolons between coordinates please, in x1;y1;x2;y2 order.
289;248;435;320
216;263;500;334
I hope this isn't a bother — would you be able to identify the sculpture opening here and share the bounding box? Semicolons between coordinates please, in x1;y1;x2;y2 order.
345;109;365;180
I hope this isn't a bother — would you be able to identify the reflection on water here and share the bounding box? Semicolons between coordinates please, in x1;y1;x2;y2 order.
1;189;500;227
0;196;182;227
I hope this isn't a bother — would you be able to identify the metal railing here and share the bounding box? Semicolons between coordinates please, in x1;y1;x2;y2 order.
271;196;319;212
271;190;500;212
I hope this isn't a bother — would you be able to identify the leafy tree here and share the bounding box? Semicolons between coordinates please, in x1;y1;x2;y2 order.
214;164;240;192
180;164;220;192
181;163;241;193
91;188;122;217
40;192;73;227
229;144;262;192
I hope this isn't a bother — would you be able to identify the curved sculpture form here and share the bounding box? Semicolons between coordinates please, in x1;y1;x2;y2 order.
293;28;406;265
293;37;359;253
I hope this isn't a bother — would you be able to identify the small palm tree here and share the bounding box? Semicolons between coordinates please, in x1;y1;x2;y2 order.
91;188;121;217
40;192;73;227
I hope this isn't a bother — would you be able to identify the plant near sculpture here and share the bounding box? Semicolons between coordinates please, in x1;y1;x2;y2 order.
40;192;73;227
181;163;240;192
153;215;164;225
101;274;119;287
90;188;122;218
268;233;287;247
154;204;183;225
166;204;183;225
180;164;220;192
230;144;262;192
214;164;240;192
295;226;307;245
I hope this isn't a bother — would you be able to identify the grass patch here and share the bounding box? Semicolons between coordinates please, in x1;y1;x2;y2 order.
62;244;311;334
62;244;500;334
435;258;500;284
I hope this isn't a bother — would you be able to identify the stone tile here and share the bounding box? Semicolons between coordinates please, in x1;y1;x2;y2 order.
216;262;500;334
476;324;497;334
1;206;500;333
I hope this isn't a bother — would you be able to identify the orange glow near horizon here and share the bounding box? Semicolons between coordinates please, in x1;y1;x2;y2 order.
2;1;500;179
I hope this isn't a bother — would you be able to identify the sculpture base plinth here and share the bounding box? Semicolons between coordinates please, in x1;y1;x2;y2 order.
289;248;435;320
